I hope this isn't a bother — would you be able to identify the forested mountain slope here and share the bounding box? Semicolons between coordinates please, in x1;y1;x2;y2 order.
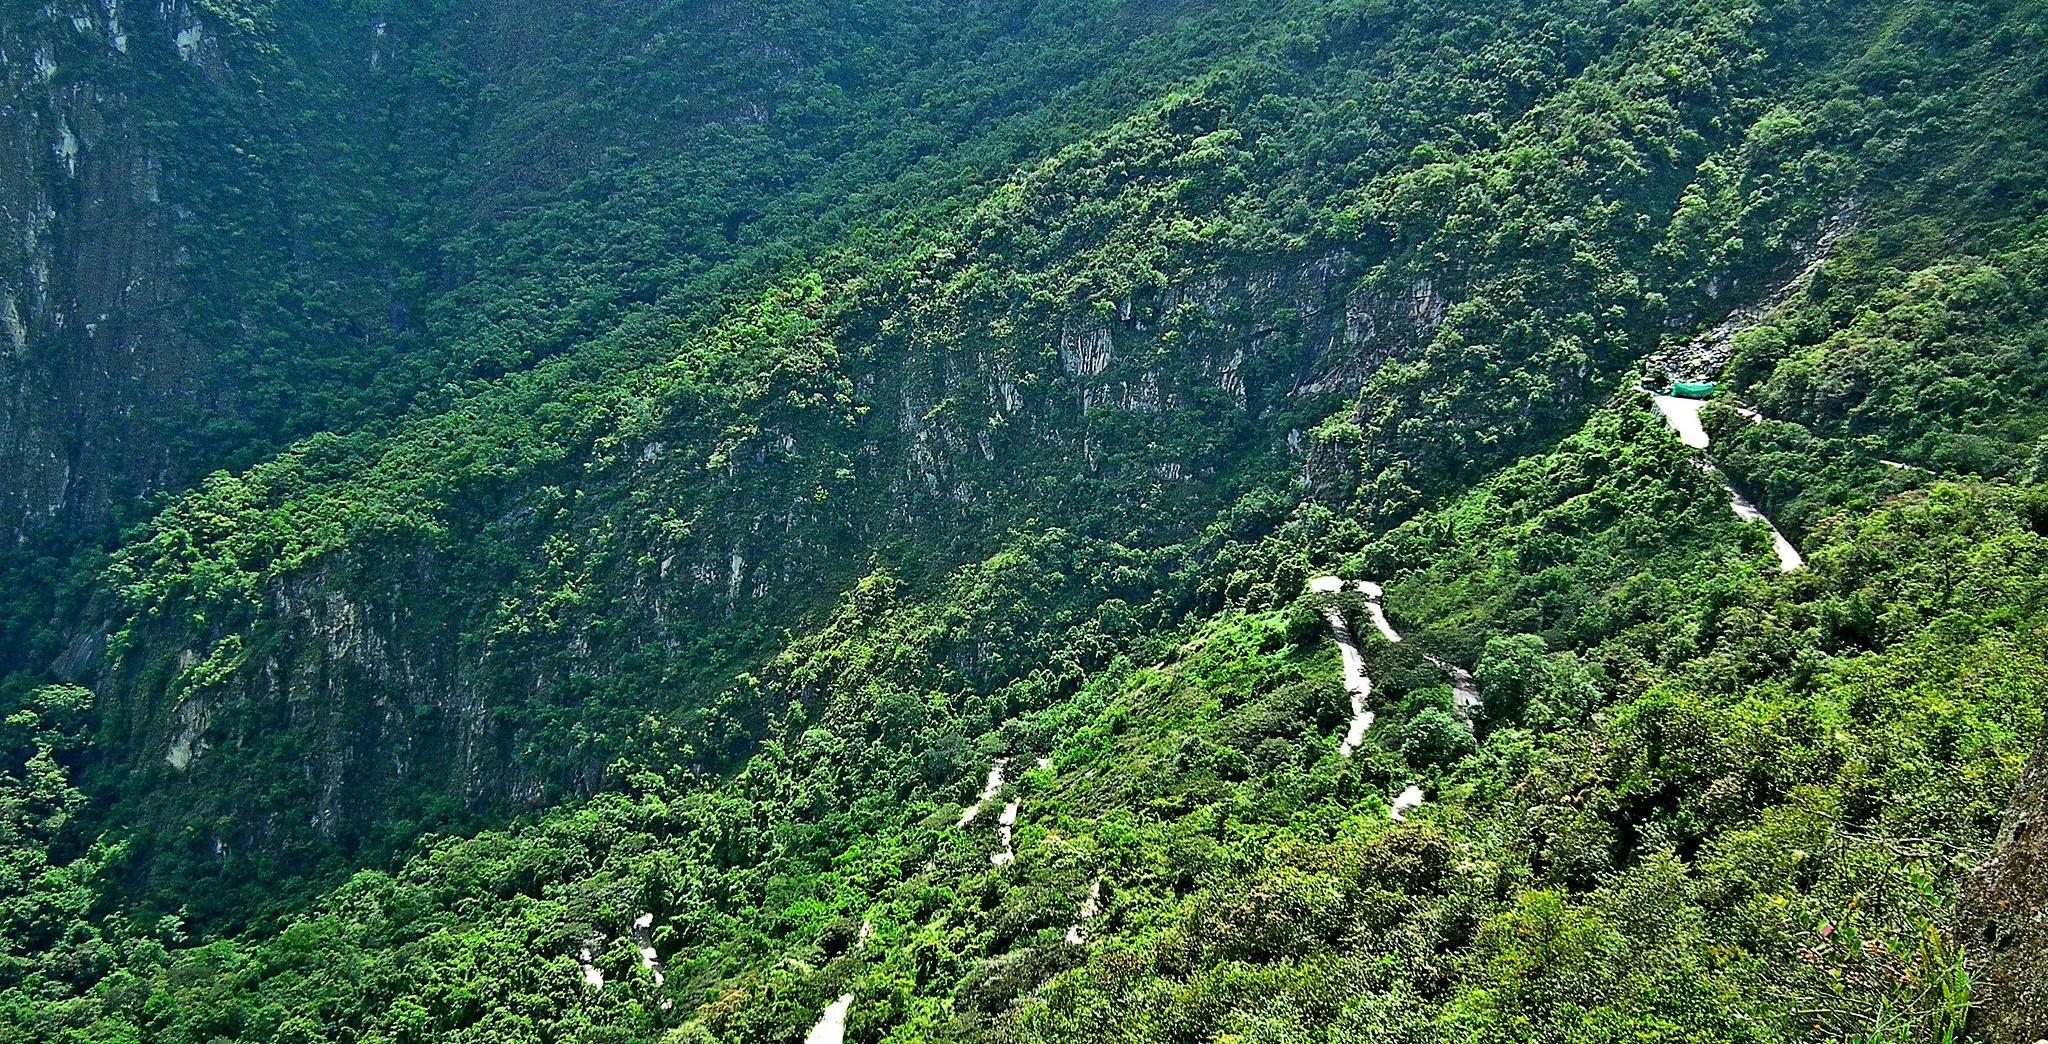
3;0;2047;1040
0;0;1292;670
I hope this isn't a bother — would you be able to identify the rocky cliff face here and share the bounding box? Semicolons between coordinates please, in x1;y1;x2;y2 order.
95;246;1460;893
1960;722;2048;1042
0;0;691;544
0;0;1151;546
0;3;206;540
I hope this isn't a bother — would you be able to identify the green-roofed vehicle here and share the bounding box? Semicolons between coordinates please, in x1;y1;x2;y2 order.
1670;381;1717;399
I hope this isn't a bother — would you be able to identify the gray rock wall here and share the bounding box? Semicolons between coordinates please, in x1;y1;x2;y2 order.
1960;721;2048;1042
0;4;201;540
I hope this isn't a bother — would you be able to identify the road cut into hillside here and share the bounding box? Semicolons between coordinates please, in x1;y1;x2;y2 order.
1648;393;1804;573
1355;580;1403;642
1424;654;1483;718
1390;785;1424;822
991;801;1020;866
631;914;665;988
1065;879;1103;945
1651;394;1711;449
631;913;676;1009
1314;598;1377;758
1700;462;1805;572
806;994;855;1044
1311;576;1397;757
958;759;1008;826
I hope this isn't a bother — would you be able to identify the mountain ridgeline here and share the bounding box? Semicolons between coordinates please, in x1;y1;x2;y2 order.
3;0;2048;1041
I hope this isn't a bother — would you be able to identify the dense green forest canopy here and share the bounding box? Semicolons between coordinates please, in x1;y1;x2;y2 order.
3;0;2047;1040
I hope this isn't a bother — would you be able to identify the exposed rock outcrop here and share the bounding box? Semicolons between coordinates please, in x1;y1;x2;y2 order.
97;246;1454;887
1959;723;2048;1043
1;6;201;540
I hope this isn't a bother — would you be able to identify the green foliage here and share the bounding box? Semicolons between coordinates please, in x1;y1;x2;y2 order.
4;0;2048;1040
0;685;110;994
